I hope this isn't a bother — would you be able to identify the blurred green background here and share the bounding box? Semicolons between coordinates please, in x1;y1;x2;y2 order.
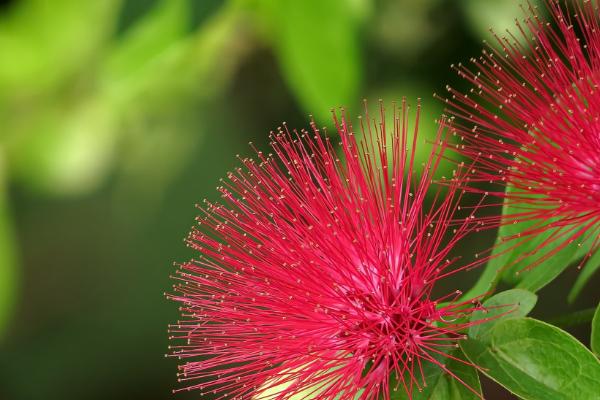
1;0;598;399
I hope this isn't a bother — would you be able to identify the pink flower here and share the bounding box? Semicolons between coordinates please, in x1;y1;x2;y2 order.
168;101;486;399
444;0;600;260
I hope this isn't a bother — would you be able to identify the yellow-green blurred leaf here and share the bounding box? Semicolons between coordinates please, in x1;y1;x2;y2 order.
10;101;118;195
257;0;363;124
371;0;444;61
0;0;120;96
102;0;250;109
110;2;255;211
0;149;17;338
461;0;543;41
3;0;250;197
101;0;190;96
357;86;457;180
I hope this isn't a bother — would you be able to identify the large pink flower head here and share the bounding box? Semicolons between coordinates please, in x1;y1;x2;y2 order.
444;0;600;257
168;100;487;399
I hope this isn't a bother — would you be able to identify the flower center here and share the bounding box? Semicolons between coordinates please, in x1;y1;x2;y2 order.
331;288;437;369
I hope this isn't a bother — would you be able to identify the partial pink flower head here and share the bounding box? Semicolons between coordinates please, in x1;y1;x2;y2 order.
444;0;600;256
168;101;486;399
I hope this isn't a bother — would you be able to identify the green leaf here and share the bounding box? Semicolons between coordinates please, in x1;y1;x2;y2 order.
497;215;575;292
106;2;249;210
101;0;189;91
257;0;362;124
101;0;245;107
389;349;481;400
463;185;543;298
388;351;444;399
0;0;120;94
568;248;600;303
461;260;503;301
466;184;588;298
10;100;119;196
428;349;481;400
0;153;18;338
462;318;600;400
469;289;537;340
592;303;600;356
461;0;544;41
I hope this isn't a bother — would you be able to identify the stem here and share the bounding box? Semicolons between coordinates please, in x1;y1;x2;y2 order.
546;308;596;328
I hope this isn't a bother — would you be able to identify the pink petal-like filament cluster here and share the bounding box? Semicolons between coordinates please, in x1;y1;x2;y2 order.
443;0;600;259
168;101;488;399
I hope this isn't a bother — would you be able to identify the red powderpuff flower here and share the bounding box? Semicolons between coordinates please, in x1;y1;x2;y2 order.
167;100;488;400
443;0;600;261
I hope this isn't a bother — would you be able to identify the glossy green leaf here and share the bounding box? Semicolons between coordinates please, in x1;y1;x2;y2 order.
388;351;444;400
462;318;600;400
0;154;17;338
469;289;537;340
428;349;481;400
497;214;576;292
466;184;587;298
389;349;481;400
258;0;362;124
592;303;600;356
464;185;546;298
568;248;600;303
461;260;503;301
